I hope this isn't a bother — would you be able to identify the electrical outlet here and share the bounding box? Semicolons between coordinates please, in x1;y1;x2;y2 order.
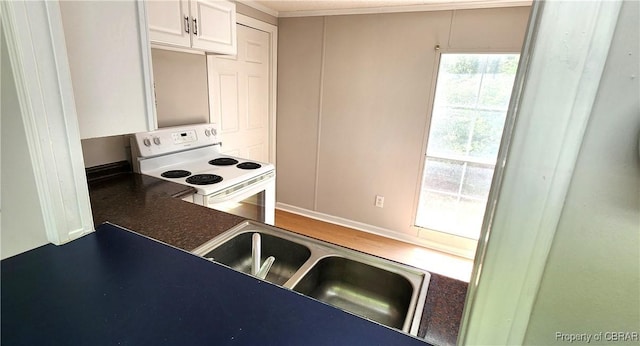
375;195;384;208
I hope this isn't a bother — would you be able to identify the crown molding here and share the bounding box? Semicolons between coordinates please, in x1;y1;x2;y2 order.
237;0;280;17
238;0;532;18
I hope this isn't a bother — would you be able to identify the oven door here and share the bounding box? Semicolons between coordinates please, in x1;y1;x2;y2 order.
195;172;275;225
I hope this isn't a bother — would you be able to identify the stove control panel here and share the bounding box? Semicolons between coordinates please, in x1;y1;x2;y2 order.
133;123;219;158
171;130;197;145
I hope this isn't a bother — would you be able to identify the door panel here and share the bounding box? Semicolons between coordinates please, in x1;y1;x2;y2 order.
209;25;270;163
218;73;240;132
247;75;267;129
191;0;236;54
147;0;190;47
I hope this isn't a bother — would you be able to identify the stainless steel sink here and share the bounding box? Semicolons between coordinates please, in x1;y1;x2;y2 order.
292;256;414;331
191;221;430;336
194;232;311;286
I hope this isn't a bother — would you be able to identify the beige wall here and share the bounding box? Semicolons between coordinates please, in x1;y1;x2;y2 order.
276;17;325;210
276;7;531;236
151;49;209;128
236;2;278;26
81;135;130;168
524;1;640;343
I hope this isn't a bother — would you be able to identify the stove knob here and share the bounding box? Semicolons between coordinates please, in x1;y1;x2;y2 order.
153;137;161;145
143;138;151;147
205;129;211;137
212;128;217;136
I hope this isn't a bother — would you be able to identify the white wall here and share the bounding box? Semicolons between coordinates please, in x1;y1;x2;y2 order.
524;1;640;343
1;27;49;259
276;7;531;239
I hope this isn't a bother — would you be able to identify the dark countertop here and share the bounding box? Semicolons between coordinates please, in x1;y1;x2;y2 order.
89;173;246;251
1;223;429;345
88;172;467;345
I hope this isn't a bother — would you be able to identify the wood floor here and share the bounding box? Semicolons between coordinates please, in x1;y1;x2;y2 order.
275;209;472;282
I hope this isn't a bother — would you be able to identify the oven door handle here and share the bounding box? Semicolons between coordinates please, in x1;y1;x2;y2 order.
206;174;274;204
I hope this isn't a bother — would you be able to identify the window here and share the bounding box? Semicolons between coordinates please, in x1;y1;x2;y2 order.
416;54;519;240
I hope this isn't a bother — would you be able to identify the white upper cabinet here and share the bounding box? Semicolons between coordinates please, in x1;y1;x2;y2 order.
190;0;237;53
147;0;191;47
59;1;157;139
147;0;237;55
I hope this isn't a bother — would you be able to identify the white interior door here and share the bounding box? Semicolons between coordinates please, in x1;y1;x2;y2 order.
208;24;270;163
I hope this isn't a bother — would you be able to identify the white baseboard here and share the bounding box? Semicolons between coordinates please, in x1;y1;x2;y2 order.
276;202;474;259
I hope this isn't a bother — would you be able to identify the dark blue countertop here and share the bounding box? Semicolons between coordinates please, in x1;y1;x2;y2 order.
2;223;430;345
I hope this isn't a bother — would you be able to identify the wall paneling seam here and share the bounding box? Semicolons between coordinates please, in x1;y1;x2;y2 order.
312;16;327;211
447;10;455;48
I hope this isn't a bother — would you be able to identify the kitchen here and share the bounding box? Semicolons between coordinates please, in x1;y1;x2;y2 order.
2;0;638;345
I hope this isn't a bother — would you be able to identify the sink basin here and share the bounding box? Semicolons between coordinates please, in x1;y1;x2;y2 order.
292;256;413;330
197;232;311;286
192;221;430;336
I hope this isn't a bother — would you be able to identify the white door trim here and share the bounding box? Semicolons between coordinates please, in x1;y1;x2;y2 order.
137;1;160;132
235;13;278;164
458;1;623;345
1;0;94;244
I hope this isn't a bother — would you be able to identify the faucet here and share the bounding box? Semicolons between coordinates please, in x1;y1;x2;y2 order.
251;233;275;280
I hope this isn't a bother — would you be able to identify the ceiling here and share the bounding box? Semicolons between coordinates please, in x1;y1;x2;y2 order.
248;0;532;16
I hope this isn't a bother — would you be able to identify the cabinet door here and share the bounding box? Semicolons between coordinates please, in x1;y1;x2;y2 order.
190;0;237;55
60;0;156;139
147;0;191;47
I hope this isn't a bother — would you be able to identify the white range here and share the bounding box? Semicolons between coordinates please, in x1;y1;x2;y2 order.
131;124;275;224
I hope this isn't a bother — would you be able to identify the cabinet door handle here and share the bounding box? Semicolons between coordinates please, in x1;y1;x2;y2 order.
193;17;198;36
184;16;189;34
